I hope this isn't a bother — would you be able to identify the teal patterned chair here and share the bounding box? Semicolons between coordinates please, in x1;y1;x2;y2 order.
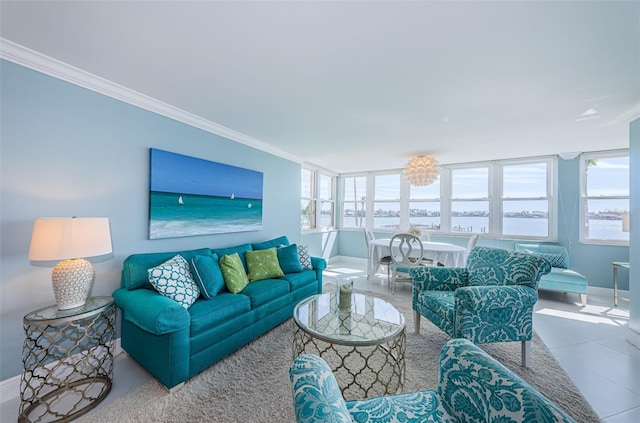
410;246;551;367
289;339;575;423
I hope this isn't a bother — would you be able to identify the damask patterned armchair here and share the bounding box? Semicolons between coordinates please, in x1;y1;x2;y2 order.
290;339;575;423
410;246;551;367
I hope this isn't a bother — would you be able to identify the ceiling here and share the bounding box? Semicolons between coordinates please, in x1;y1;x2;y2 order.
1;1;639;173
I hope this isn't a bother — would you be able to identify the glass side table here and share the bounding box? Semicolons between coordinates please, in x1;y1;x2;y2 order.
19;296;115;423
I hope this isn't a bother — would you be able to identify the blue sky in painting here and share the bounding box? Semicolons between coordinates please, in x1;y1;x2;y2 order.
150;148;263;199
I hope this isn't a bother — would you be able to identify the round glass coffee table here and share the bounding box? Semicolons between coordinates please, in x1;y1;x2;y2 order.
293;292;406;400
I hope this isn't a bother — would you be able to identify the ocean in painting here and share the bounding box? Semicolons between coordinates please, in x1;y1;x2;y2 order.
149;191;263;239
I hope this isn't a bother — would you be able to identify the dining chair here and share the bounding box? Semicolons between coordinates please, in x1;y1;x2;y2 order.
466;233;479;257
364;229;392;281
389;233;425;294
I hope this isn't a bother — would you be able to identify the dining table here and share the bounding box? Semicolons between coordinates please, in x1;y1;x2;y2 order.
367;238;467;278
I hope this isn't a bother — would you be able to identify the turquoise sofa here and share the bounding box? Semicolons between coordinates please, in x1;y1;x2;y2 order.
113;236;325;389
515;243;587;306
290;338;575;423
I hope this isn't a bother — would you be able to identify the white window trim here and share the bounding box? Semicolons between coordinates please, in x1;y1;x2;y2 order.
339;156;558;242
302;164;337;233
579;149;630;246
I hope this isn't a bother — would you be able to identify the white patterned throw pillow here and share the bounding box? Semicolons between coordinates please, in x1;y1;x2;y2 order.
297;245;313;270
148;255;200;309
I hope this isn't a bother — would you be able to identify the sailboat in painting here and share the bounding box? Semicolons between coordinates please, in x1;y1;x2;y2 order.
178;195;184;205
230;193;235;200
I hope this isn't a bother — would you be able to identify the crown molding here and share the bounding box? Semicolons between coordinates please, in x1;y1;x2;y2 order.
0;38;302;164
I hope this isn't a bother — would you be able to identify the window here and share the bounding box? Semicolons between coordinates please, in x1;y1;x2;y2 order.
340;156;557;241
318;174;334;229
451;166;489;234
342;176;366;228
373;174;401;230
409;180;440;232
301;168;316;231
501;160;551;238
580;151;629;244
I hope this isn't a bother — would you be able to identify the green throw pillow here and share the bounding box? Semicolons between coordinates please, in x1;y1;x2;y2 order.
245;248;285;282
219;253;250;293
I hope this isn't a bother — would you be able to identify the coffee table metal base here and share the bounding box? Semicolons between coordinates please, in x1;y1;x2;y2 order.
293;324;406;400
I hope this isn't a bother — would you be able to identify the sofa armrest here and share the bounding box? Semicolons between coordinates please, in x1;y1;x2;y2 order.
410;266;469;292
290;354;352;423
438;339;575;422
454;285;538;311
113;288;190;335
311;256;327;271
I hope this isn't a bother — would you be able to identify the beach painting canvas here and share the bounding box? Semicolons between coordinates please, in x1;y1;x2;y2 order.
149;148;263;239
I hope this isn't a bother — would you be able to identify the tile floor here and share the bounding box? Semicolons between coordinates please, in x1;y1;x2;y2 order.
3;257;639;422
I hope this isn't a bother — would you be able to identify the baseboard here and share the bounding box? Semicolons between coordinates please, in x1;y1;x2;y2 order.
0;338;123;404
627;328;640;350
327;255;367;265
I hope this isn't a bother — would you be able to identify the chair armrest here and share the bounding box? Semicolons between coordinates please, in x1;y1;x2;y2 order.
113;288;190;335
311;256;327;271
454;285;538;311
410;266;469;292
438;339;575;422
289;354;352;423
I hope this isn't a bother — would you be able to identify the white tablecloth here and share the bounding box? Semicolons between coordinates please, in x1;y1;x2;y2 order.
368;239;467;277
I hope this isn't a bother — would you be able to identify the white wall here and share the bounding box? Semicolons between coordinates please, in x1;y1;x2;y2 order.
0;60;302;380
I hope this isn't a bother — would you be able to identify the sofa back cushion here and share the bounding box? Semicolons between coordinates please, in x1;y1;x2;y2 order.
122;248;212;290
466;246;551;288
515;243;570;269
252;235;290;250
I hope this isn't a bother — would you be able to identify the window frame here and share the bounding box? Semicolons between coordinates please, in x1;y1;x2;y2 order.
579;149;630;246
301;165;336;233
339;155;558;242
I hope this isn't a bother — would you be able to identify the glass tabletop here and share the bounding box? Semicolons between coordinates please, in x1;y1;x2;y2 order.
24;296;115;323
293;292;405;346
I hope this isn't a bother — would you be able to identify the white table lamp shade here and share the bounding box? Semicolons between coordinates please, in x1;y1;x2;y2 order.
28;217;112;310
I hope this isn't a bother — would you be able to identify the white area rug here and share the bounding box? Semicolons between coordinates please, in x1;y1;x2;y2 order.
78;291;600;422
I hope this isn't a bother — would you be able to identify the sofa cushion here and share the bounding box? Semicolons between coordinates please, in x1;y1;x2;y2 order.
241;279;290;308
191;254;225;299
282;270;317;291
298;245;313;270
252;235;290;250
245;248;285;282
122;248;212;290
189;293;252;336
220;253;250;293
420;290;455;325
148;255;200;309
212;244;253;271
277;244;303;274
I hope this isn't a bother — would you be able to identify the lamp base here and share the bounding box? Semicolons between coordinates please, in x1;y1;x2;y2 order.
52;258;95;310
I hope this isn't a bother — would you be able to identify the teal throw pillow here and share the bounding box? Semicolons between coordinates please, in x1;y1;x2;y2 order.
191;254;225;299
245;248;285;282
532;252;569;269
297;245;313;270
277;244;303;273
148;255;200;309
219;253;250;293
